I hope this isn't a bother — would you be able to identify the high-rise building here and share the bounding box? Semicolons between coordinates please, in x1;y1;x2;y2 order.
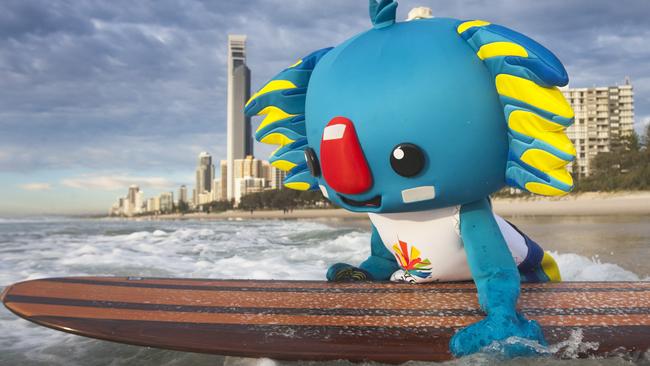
226;34;252;201
160;192;174;213
195;152;215;195
219;160;228;201
562;79;634;177
210;179;223;201
234;155;263;179
146;197;155;213
178;185;188;204
234;177;266;204
267;164;287;190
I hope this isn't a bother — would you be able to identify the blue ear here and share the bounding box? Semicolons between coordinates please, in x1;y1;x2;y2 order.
369;0;398;28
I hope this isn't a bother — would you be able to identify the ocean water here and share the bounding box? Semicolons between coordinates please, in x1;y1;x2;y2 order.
0;216;648;366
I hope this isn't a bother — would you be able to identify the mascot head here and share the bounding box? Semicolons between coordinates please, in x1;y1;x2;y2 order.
245;0;575;213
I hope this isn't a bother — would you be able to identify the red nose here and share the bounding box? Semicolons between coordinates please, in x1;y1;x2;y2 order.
320;117;372;195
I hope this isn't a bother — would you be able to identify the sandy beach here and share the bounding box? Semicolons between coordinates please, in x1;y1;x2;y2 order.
131;191;650;221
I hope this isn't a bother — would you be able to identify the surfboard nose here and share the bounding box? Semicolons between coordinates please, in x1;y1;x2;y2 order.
0;284;11;304
320;117;373;195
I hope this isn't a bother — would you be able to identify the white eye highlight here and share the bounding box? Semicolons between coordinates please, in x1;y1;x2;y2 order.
392;147;405;160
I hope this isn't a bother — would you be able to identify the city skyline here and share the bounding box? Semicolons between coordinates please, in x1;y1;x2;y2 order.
1;1;649;215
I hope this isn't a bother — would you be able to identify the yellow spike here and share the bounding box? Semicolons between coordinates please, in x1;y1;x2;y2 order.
541;252;562;282
246;80;297;107
524;182;568;196
495;74;574;119
284;182;311;191
271;159;297;172
255;105;297;132
260;133;295;146
288;59;302;68
546;167;573;186
457;20;490;34
508;110;576;156
477;42;528;60
520;149;570;172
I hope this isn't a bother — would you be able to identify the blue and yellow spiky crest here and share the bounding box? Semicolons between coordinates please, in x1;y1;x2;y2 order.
457;20;576;196
244;47;332;191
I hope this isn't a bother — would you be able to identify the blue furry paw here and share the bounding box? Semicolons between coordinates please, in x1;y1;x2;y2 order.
450;311;547;358
326;263;374;282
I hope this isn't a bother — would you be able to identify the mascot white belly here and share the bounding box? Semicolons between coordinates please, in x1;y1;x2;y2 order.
369;207;529;283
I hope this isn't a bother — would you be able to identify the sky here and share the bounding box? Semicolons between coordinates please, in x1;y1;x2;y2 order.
1;0;649;215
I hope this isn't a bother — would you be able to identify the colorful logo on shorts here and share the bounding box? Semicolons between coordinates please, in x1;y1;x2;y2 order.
392;240;432;279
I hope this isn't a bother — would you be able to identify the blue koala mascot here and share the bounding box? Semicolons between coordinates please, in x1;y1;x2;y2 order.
245;0;575;357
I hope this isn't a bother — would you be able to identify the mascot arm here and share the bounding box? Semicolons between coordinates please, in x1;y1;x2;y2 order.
327;224;399;281
359;225;400;280
450;198;545;357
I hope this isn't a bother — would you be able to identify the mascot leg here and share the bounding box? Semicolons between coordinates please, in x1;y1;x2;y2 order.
504;221;562;283
451;199;546;357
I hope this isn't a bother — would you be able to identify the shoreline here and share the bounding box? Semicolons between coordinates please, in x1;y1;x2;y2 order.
125;191;650;221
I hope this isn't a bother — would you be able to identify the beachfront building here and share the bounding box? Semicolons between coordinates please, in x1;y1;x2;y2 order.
234;177;266;204
563;79;635;177
217;160;228;202
109;186;144;216
266;163;287;190
195;152;215;205
226;34;252;201
178;185;188;205
146;197;155;213
159;192;174;213
211;179;222;201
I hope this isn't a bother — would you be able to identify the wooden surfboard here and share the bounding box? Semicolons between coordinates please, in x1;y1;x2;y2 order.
2;277;649;363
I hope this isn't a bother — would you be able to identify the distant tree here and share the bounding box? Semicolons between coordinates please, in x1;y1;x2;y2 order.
207;200;232;213
236;187;331;211
176;201;189;214
577;131;649;191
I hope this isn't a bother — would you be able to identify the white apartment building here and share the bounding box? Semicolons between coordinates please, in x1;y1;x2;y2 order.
562;80;634;177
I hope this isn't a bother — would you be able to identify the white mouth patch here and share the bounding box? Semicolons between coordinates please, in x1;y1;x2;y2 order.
322;124;346;141
401;186;436;203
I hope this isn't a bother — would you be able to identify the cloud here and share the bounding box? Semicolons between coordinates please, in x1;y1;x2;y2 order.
61;175;177;191
0;0;648;178
19;182;52;191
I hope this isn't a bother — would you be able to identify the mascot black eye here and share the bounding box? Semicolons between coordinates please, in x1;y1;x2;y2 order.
390;143;424;177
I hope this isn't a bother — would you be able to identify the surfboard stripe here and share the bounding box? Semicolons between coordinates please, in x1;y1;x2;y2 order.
10;281;650;310
44;277;650;293
8;302;650;327
6;294;650;317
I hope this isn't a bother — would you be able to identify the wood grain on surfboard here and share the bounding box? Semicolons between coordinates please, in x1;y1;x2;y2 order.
2;277;649;363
